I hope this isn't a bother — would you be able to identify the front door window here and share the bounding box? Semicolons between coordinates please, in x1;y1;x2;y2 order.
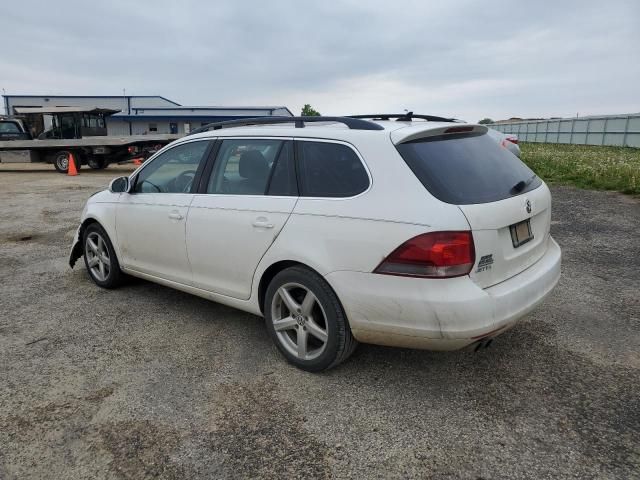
134;141;210;194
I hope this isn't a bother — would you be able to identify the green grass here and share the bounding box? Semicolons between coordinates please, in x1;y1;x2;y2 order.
520;143;640;195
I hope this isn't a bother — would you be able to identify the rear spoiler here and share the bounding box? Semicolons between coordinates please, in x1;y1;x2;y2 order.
391;124;488;145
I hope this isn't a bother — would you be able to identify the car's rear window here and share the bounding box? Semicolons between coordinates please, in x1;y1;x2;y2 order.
396;132;541;204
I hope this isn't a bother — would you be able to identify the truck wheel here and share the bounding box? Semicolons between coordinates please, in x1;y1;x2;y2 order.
87;157;107;170
52;151;80;174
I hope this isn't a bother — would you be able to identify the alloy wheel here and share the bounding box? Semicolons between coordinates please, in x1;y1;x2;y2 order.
85;231;111;282
270;282;329;361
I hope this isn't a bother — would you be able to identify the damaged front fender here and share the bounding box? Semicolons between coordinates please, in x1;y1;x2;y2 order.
69;227;83;268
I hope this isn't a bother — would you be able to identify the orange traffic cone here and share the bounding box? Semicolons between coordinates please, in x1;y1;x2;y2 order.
68;152;79;176
133;158;143;166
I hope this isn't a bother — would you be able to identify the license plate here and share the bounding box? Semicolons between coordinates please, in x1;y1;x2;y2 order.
510;219;533;248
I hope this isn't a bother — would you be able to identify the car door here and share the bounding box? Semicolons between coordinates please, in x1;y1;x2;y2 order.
187;138;298;299
116;139;213;284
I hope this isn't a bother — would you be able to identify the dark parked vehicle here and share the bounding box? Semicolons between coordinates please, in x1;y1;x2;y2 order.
0;117;32;141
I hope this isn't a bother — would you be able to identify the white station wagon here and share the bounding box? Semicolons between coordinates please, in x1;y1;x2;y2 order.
70;114;561;371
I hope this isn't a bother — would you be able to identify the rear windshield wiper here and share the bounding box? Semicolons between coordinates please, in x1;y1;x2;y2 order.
511;174;537;194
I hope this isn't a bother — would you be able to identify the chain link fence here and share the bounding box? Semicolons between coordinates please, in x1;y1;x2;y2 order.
490;114;640;148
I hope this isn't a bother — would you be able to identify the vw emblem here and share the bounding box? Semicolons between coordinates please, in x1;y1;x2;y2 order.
525;199;532;214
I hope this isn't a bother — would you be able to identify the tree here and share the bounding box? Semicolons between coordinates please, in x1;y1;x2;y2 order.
478;118;494;124
301;104;321;116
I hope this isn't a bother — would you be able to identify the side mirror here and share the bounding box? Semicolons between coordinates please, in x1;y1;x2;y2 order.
109;176;130;193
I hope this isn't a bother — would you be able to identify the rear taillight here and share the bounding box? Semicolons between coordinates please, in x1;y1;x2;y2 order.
374;231;475;278
506;136;518;144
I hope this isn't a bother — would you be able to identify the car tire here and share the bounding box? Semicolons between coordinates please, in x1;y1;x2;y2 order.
264;266;358;372
82;223;124;289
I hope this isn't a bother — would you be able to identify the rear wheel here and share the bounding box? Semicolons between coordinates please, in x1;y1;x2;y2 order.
82;223;124;289
87;157;107;170
264;266;357;371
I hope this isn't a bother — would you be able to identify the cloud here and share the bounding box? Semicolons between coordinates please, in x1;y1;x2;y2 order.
2;0;639;121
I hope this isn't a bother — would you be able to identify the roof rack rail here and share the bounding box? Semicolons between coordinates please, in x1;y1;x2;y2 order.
348;113;457;123
189;116;384;135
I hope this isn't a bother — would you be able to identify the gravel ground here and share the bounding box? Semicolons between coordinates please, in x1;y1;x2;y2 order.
1;164;638;479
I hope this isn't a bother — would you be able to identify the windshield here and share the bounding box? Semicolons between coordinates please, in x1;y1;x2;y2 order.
396;132;541;204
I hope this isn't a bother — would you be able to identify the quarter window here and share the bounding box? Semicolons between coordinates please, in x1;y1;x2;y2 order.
207;139;296;196
133;141;210;193
297;141;369;197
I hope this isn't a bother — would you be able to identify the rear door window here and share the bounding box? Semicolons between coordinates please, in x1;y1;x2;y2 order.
296;141;369;197
207;139;297;196
396;132;541;204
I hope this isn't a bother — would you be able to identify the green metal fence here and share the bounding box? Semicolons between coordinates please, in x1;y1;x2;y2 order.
490;114;640;148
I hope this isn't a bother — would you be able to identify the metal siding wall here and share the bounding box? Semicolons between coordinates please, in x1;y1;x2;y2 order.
106;120;130;136
491;114;640;148
131;121;173;135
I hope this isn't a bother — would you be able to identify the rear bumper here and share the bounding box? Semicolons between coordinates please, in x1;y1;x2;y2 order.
325;236;561;350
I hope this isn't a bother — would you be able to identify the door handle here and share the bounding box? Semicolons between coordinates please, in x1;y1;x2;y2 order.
252;218;274;229
168;211;184;220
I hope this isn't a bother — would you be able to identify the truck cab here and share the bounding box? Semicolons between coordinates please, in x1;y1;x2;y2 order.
32;108;114;139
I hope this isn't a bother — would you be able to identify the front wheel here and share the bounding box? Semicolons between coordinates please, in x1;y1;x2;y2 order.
82;223;125;289
52;151;80;174
264;266;358;372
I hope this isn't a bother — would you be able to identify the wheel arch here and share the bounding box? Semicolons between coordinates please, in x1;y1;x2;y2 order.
69;217;100;267
258;260;304;314
70;214;121;268
258;260;350;315
79;216;101;236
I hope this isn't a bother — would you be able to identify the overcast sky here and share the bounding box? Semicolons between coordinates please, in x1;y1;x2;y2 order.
2;0;639;121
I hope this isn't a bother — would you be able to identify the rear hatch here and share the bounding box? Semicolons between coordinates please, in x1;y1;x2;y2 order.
394;125;551;288
457;185;550;288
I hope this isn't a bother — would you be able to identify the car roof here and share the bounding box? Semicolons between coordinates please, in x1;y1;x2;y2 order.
183;119;486;145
